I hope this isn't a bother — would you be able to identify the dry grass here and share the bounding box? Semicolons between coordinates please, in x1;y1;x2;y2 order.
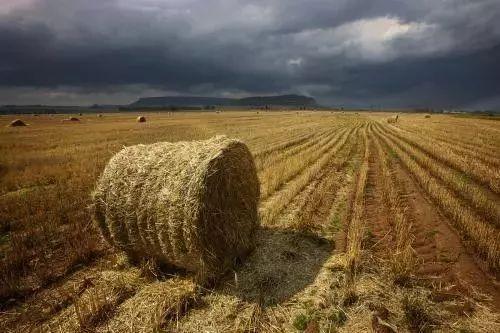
374;123;500;271
0;111;499;332
97;278;198;333
344;125;370;290
259;126;357;225
380;125;500;225
37;268;144;332
384;121;500;193
371;125;418;283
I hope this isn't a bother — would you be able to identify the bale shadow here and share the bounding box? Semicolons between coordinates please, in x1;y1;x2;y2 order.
220;226;333;307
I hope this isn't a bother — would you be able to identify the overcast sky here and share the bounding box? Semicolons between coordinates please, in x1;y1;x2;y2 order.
1;0;499;108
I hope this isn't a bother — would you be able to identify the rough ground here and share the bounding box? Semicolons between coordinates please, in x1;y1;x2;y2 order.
0;112;499;332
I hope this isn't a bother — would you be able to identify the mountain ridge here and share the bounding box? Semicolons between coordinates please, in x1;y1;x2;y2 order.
129;94;318;108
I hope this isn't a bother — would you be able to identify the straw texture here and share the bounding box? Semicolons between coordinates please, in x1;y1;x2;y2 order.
92;136;260;281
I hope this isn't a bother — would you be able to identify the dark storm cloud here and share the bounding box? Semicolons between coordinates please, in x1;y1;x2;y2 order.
0;0;499;108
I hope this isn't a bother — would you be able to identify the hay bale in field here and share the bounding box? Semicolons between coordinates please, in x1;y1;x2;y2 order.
387;116;398;124
98;114;103;118
62;117;80;122
136;116;146;122
91;136;260;283
425;114;431;118
8;119;27;127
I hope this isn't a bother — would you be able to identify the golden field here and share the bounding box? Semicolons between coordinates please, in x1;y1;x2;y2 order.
0;111;499;332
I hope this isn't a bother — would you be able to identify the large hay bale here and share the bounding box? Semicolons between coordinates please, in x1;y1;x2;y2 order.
425;114;431;118
137;116;146;122
92;136;260;282
8;119;27;127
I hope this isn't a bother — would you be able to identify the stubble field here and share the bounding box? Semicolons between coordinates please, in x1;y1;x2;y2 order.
0;111;499;332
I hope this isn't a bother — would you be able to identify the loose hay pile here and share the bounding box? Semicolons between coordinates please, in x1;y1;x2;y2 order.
137;116;146;122
96;279;198;333
92;136;260;282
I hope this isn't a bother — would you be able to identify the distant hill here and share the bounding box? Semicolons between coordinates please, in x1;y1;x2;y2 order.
129;94;318;108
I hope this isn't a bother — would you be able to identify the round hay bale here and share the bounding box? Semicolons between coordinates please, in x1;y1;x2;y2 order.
425;114;431;118
387;116;398;124
91;136;260;282
8;119;27;127
137;116;146;122
98;114;103;118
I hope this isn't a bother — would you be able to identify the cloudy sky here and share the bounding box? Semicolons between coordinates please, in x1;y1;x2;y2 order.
1;0;499;108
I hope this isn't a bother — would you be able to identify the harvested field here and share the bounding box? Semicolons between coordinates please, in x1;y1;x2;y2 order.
0;111;499;332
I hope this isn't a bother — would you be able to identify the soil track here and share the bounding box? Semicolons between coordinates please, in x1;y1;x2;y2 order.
392;155;500;309
363;135;391;251
372;123;500;310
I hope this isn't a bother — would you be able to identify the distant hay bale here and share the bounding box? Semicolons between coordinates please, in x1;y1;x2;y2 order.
425;114;431;118
8;119;27;127
136;116;146;122
62;117;80;122
387;115;398;124
98;114;103;118
91;136;260;282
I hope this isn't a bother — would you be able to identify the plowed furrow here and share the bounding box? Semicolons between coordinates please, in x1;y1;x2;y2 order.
376;123;500;226
259;126;357;226
374;125;500;272
275;126;361;233
259;128;347;199
384;124;500;194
